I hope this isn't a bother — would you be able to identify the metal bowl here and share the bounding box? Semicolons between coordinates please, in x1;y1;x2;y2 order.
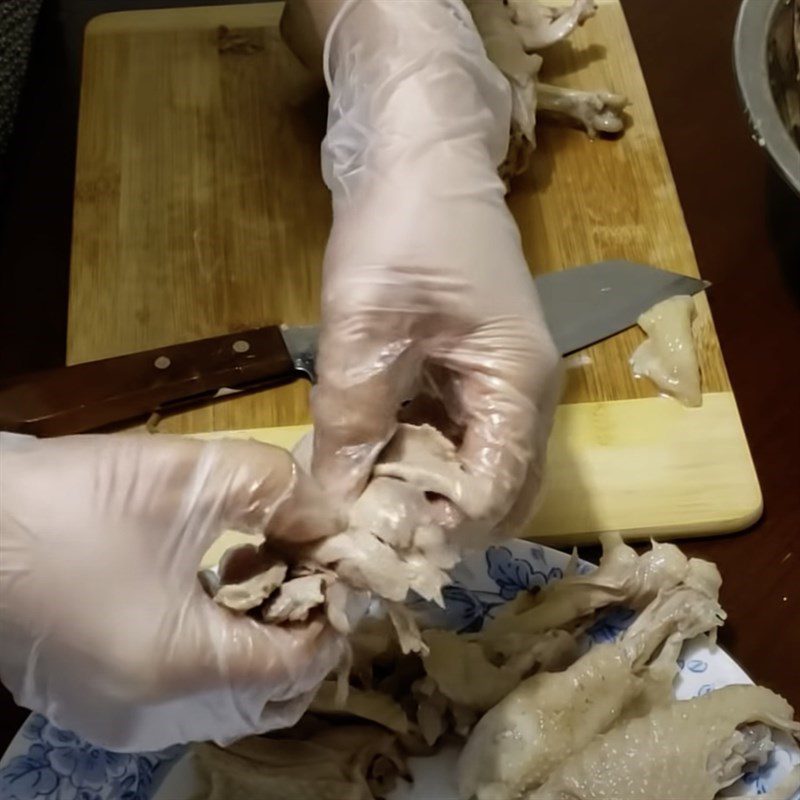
734;0;800;195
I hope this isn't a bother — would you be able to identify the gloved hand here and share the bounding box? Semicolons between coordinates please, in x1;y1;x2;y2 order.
310;0;562;532
0;433;345;752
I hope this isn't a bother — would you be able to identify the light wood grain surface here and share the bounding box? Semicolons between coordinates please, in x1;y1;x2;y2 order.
67;1;760;540
195;391;761;552
70;3;319;432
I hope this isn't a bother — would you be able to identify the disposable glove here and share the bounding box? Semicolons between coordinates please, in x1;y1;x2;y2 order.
310;0;562;532
0;432;345;752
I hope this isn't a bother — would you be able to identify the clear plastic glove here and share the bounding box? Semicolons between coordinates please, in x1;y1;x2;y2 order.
311;0;562;532
0;433;345;752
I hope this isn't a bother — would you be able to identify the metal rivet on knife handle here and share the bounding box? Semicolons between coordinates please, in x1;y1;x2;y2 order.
154;356;171;370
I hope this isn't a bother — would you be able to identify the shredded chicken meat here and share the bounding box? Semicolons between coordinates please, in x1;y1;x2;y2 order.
195;529;799;800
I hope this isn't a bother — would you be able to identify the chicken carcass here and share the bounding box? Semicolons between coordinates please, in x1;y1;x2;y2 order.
465;0;627;183
466;0;543;181
309;681;411;734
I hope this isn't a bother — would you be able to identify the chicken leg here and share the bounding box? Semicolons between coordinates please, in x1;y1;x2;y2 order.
536;82;628;136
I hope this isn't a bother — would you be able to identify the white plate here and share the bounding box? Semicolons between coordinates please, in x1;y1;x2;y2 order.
2;541;798;800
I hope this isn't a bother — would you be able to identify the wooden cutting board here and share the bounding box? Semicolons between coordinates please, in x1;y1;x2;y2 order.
67;1;761;544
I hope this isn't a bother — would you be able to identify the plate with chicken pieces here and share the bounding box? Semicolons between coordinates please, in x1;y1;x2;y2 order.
2;533;798;800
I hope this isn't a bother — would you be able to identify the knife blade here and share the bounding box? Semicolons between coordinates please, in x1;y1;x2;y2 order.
538;260;709;356
0;260;708;437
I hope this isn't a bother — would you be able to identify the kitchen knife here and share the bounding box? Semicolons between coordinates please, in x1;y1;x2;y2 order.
0;260;708;437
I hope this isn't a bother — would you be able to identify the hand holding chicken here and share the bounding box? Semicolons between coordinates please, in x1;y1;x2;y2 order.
0;433;345;751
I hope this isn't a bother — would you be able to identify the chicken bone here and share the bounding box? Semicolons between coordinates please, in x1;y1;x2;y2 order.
536;82;628;137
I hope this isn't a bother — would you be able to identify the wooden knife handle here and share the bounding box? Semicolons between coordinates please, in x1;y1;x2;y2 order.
0;326;298;437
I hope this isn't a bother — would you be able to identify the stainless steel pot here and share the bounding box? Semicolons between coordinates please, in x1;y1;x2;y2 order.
734;0;800;195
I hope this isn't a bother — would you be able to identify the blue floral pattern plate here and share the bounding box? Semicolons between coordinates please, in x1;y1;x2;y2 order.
2;541;798;800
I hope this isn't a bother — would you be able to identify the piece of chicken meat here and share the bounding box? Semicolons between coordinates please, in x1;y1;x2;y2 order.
211;424;484;652
630;294;702;407
458;570;725;800
531;685;800;800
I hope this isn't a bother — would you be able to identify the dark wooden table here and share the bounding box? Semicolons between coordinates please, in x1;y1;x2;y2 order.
1;0;798;752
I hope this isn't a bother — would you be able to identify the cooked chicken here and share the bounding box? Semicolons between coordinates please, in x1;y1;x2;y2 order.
310;528;419;604
348;477;435;551
457;574;724;800
324;579;371;636
531;686;800;800
301;424;465;604
465;0;626;183
481;531;696;657
374;424;476;520
508;0;597;50
423;629;531;713
262;574;328;623
310;681;411;734
418;534;721;740
536;83;627;136
212;562;287;612
415;688;449;747
422;627;579;714
630;294;703;407
200;531;798;800
466;0;542;180
191;723;407;800
349;614;401;685
385;601;428;656
211;424;470;646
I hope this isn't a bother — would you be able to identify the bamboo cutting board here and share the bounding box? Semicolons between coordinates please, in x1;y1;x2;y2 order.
67;1;761;543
